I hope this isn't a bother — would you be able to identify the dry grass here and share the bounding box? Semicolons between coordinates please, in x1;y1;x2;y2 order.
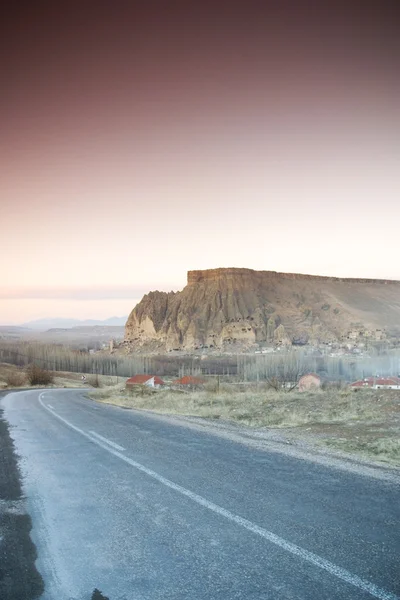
324;437;400;464
86;374;101;388
0;363;27;388
0;363;120;390
51;372;120;388
89;384;389;425
4;370;27;387
89;383;400;466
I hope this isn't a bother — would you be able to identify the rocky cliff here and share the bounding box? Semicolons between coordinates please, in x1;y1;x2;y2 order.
124;268;400;352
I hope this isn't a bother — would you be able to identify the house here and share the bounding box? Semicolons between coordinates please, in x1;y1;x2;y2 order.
298;373;322;392
173;375;206;387
126;375;165;389
350;376;400;390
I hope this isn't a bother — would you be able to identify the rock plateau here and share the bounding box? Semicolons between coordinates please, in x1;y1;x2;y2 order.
124;268;400;352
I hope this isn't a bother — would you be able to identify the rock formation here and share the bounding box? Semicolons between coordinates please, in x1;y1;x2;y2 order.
124;268;400;352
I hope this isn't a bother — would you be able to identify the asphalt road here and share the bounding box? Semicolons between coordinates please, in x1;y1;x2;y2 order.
2;389;400;600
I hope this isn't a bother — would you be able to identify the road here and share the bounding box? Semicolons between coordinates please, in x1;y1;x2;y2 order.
2;389;400;600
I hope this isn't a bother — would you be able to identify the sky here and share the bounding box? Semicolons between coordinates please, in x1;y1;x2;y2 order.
1;1;399;324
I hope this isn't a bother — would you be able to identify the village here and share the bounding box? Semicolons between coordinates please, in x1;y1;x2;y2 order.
124;372;400;392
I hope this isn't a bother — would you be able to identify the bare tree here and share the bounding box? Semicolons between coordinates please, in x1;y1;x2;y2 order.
264;352;308;392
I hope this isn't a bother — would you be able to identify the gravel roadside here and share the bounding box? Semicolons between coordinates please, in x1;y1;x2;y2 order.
120;405;400;484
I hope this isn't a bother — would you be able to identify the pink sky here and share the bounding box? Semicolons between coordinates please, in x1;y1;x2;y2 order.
1;2;399;324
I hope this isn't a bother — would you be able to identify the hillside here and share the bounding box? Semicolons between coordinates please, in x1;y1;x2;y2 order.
124;268;400;352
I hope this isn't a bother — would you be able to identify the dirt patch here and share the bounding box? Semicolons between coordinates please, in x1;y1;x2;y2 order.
0;397;44;600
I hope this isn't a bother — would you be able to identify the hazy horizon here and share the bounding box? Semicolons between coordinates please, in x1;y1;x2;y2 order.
2;2;399;323
1;315;129;328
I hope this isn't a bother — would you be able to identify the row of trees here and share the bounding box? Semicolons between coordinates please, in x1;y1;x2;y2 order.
0;342;239;377
236;349;400;382
0;342;143;378
1;341;399;383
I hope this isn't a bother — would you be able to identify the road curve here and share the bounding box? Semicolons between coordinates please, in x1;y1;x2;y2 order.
2;389;399;600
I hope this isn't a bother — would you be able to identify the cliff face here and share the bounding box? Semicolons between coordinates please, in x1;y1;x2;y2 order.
124;268;400;351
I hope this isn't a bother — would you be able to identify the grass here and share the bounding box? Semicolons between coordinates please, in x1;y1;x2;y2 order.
0;362;119;390
0;364;27;389
89;383;400;466
324;437;400;463
3;370;27;388
89;384;389;426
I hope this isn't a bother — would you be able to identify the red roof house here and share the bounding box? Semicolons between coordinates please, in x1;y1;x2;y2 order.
126;375;165;388
350;376;400;389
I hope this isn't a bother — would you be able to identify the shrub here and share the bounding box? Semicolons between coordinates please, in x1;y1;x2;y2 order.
321;380;346;391
5;371;26;387
26;364;54;386
130;383;155;396
204;380;218;393
87;375;101;388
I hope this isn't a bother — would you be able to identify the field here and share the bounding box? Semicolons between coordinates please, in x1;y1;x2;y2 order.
89;382;400;467
0;362;119;390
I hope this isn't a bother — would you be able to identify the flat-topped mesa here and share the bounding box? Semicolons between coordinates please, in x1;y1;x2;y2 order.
187;268;400;286
125;267;400;352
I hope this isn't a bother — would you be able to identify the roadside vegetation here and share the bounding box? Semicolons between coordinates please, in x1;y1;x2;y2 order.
0;363;118;390
26;364;54;386
3;370;27;388
89;383;400;467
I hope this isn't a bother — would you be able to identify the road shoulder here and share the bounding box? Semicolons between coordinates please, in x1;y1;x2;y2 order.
0;393;44;600
88;394;400;484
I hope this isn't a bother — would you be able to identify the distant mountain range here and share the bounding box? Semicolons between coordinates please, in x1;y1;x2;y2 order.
20;316;128;330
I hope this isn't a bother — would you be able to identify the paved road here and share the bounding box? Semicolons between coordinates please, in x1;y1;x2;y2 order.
2;389;400;600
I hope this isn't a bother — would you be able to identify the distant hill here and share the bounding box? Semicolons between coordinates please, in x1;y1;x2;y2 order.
125;268;400;352
0;326;32;339
0;326;31;333
37;325;126;343
21;316;127;330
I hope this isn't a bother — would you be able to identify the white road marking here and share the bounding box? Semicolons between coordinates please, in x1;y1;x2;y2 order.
37;392;399;600
88;430;125;451
47;404;54;409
